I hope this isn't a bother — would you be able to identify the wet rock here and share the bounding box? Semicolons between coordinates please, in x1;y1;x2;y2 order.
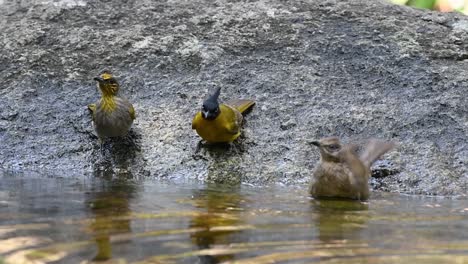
280;119;297;131
0;0;467;196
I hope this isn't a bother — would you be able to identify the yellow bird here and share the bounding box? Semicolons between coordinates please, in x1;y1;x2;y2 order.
192;87;255;143
88;71;135;140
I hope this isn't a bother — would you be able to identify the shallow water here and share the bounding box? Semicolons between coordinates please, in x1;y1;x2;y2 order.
1;171;468;264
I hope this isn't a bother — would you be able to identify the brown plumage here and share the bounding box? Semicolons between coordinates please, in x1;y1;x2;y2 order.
308;137;394;200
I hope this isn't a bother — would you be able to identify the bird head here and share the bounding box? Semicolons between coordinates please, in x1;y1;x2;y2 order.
94;71;119;96
201;87;221;120
310;137;343;162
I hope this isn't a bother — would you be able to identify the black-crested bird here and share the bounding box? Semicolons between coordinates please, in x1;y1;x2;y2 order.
308;137;394;200
191;87;255;143
88;71;135;141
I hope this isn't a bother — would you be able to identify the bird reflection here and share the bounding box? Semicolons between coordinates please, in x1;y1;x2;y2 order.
189;183;245;264
85;119;141;261
310;199;369;243
85;169;138;261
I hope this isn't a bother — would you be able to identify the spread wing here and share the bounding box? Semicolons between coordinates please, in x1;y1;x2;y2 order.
360;139;395;168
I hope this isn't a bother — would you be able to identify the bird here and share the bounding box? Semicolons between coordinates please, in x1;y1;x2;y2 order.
191;87;255;143
88;71;135;141
308;137;394;200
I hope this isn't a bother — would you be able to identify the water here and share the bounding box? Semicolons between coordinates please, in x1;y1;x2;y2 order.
1;171;468;264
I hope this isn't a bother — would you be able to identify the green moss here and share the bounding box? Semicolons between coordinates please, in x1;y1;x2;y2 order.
406;0;436;9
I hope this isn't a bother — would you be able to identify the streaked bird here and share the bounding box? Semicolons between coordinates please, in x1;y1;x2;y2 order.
192;87;255;143
308;137;394;200
88;71;135;141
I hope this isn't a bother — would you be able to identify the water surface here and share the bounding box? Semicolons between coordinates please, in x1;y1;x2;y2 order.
1;171;468;263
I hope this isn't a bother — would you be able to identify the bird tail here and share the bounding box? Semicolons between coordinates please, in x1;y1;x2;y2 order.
226;99;255;114
360;139;395;168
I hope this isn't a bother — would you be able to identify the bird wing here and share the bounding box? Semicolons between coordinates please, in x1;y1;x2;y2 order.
225;99;255;114
221;104;241;134
88;103;96;121
116;97;136;120
359;139;395;168
129;104;136;120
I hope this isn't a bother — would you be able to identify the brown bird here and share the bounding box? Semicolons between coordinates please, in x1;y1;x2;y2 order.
308;137;394;200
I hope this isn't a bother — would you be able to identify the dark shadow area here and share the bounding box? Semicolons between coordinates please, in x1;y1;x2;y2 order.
91;129;142;175
193;137;248;157
192;140;247;184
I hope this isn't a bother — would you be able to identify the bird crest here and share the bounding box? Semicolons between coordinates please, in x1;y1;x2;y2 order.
206;87;221;103
201;87;221;120
100;71;113;80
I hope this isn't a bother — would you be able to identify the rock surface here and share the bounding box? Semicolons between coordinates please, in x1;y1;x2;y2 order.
0;0;467;196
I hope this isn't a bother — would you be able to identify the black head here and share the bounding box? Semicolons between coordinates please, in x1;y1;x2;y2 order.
201;87;221;120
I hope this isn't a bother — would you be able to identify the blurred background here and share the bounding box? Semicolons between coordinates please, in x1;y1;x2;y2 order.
392;0;468;14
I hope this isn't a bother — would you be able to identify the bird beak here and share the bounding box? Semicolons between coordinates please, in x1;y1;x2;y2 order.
201;110;208;119
202;110;217;120
310;141;320;147
94;77;103;82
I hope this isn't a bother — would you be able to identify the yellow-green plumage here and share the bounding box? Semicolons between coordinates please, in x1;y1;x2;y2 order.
192;92;255;143
225;99;255;114
89;72;135;139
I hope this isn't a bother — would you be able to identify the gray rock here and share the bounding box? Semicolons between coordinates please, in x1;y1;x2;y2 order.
0;0;467;196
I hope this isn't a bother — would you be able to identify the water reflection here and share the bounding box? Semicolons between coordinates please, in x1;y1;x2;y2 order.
189;184;245;264
85;169;138;261
2;172;468;264
310;199;369;243
86;133;141;262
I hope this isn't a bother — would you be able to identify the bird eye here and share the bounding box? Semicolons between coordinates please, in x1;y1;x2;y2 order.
327;144;340;151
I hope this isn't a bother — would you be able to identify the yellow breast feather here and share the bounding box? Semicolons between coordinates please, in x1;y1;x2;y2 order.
192;104;241;143
192;87;255;143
